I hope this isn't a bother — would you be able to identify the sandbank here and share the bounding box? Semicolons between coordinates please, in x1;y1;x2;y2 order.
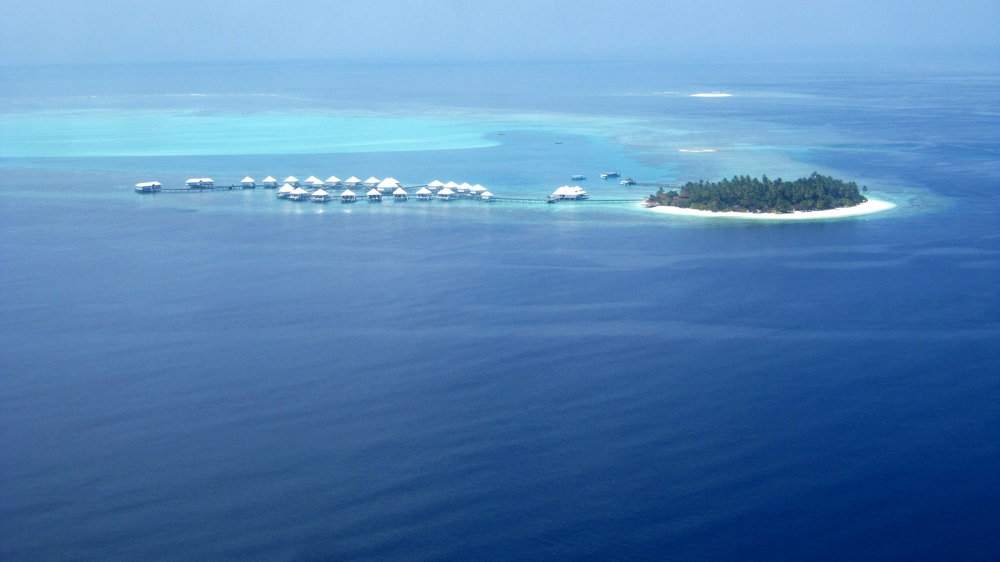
647;198;895;220
691;93;732;97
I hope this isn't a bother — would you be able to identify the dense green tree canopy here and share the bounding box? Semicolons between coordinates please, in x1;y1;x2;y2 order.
653;173;867;213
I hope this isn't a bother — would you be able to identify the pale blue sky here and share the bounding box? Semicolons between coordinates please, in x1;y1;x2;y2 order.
1;0;997;64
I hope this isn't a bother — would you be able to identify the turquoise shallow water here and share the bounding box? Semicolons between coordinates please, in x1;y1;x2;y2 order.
1;61;998;561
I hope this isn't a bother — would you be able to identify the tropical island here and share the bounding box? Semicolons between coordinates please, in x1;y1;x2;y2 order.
645;172;869;213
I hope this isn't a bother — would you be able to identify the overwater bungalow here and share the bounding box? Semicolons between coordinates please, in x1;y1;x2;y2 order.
377;178;400;191
364;177;381;188
437;187;455;200
277;183;295;198
367;188;383;202
289;187;311;201
186;178;214;188
325;175;342;186
470;184;486;195
311;189;332;202
309;179;326;189
443;181;460;190
284;176;300;186
480;190;494;201
262;176;278;188
134;181;161;193
457;182;472;194
241;176;256;188
344;176;362;187
415;187;433;200
393;188;408;201
547;185;589;202
304;176;322;184
340;189;357;202
427;180;444;190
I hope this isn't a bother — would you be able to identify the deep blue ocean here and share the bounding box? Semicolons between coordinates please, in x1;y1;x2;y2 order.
1;60;999;561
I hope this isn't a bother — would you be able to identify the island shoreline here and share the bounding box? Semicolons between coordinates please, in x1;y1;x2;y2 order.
646;198;895;220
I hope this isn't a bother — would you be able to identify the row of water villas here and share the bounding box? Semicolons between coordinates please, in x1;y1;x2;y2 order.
269;176;495;203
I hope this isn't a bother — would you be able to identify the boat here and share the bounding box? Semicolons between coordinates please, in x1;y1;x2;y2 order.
340;189;357;203
547;185;589;202
572;174;586;181
393;188;408;201
311;189;331;202
619;178;636;186
134;181;161;193
600;172;620;179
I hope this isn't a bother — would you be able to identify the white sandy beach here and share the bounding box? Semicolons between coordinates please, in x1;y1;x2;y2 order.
647;198;895;220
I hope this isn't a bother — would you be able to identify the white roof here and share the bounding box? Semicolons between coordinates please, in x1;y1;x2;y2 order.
341;189;356;196
312;189;329;196
377;178;399;188
241;176;254;183
552;185;587;196
187;178;213;183
458;182;472;190
364;177;381;184
284;176;298;182
438;187;455;195
345;176;361;183
393;188;407;195
416;187;432;194
428;180;444;187
263;176;277;183
309;179;325;186
470;184;485;192
481;191;494;197
443;181;459;188
290;187;309;195
367;188;381;196
325;175;341;183
278;183;295;192
135;181;161;187
305;176;321;183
